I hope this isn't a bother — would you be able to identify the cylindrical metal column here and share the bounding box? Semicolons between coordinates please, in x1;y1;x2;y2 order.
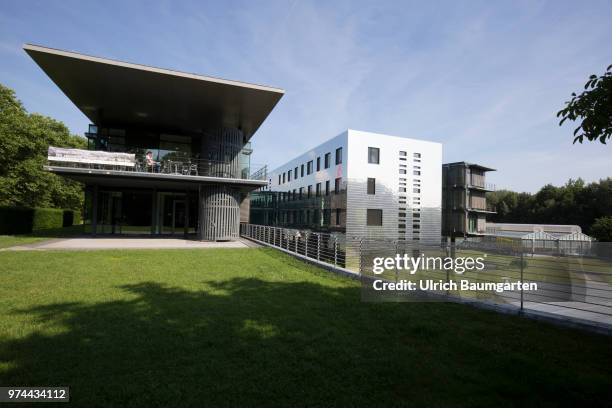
199;185;241;241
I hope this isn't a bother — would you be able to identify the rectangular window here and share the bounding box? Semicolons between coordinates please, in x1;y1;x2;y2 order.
307;185;312;198
335;208;341;225
400;169;407;174
335;147;342;165
368;147;380;164
334;177;341;193
301;164;304;177
413;170;421;176
323;209;331;225
399;151;407;156
324;152;331;168
316;182;321;197
399;187;406;192
367;178;376;195
278;174;281;185
316;157;321;171
325;180;330;195
288;171;291;182
307;161;313;175
366;209;383;226
299;187;303;199
413;188;421;193
282;172;286;183
413;153;421;158
294;167;298;179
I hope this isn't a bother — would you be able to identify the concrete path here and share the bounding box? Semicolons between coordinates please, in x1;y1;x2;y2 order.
3;237;259;251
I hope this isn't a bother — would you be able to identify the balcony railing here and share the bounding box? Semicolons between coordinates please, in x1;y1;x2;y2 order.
47;147;266;181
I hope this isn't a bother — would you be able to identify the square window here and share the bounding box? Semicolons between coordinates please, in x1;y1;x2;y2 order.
368;147;380;164
367;209;383;226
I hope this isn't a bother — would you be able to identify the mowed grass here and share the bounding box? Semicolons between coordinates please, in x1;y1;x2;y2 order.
0;225;87;249
0;248;611;407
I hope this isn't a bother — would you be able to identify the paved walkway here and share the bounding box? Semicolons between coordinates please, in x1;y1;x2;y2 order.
3;237;260;251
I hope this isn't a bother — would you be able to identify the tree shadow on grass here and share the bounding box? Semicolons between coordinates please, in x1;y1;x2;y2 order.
1;279;611;407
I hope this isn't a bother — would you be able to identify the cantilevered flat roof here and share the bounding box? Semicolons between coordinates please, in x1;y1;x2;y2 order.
24;44;284;139
443;161;496;172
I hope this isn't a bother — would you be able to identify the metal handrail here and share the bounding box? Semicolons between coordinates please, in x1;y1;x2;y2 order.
48;156;267;181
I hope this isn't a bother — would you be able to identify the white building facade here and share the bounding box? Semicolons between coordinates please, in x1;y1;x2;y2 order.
251;129;442;243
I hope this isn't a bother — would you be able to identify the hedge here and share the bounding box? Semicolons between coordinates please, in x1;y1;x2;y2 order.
0;206;81;235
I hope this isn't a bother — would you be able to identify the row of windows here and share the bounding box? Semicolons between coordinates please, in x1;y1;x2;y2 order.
277;178;343;202
278;147;342;185
276;208;343;226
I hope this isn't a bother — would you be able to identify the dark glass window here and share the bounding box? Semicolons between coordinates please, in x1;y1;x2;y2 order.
288;171;291;182
301;164;304;177
325;180;330;196
368;147;380;164
367;209;383;226
335;147;342;165
294;167;298;179
316;157;321;171
307;185;312;198
278;174;281;185
324;153;331;168
307;161;313;175
334;177;341;193
316;183;321;196
367;178;376;195
282;172;285;183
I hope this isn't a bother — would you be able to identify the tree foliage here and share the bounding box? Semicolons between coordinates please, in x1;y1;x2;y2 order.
487;178;612;240
557;64;612;144
590;216;612;242
0;83;86;210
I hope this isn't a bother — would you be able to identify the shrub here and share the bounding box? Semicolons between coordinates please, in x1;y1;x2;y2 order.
0;206;78;235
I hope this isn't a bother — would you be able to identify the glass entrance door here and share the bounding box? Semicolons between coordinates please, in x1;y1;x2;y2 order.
159;193;187;235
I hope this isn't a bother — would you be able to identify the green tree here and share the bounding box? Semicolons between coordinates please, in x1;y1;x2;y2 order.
0;83;85;210
487;178;612;236
557;64;612;144
590;216;612;242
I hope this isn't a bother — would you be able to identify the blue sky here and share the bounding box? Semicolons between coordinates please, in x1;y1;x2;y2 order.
1;0;610;192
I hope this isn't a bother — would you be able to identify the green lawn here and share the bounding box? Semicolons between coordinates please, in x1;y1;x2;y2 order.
0;225;86;249
0;248;610;407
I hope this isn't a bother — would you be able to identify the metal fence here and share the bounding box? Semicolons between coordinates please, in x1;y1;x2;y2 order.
241;224;612;330
240;224;347;267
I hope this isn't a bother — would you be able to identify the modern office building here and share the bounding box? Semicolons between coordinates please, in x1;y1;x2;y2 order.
250;129;442;242
442;161;496;238
25;44;283;241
